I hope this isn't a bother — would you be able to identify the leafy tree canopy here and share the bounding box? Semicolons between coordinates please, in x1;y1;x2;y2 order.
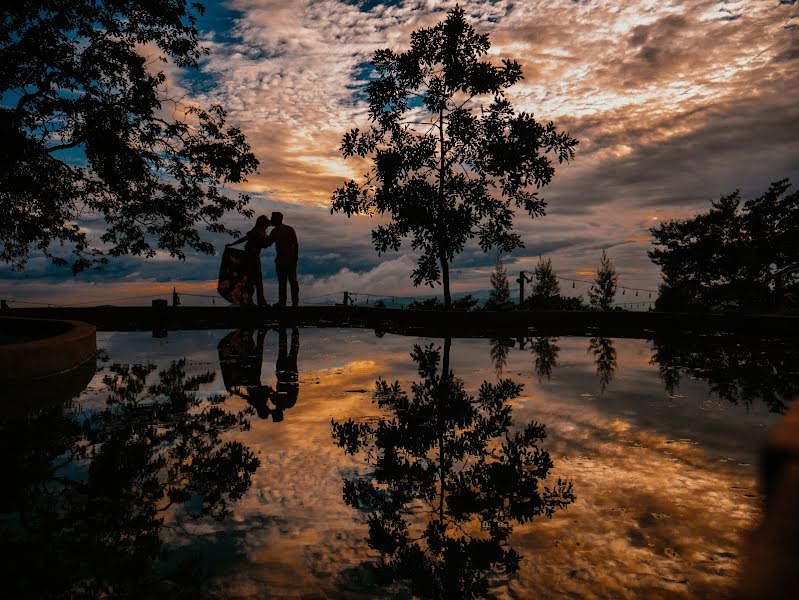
649;179;799;309
1;0;259;273
331;5;577;308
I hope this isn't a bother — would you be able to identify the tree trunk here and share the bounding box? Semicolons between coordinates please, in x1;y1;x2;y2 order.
437;108;451;310
441;254;451;309
438;336;451;522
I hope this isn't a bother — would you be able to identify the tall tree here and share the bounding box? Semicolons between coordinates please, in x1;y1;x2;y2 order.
649;180;799;309
486;253;511;308
588;250;618;310
532;257;560;300
331;6;577;308
1;0;259;273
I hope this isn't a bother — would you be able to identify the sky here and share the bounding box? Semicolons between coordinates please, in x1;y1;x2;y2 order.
4;0;799;306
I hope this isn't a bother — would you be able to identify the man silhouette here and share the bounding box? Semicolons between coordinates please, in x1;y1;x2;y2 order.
265;212;299;308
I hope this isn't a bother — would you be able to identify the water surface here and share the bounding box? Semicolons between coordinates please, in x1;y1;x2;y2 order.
3;328;796;599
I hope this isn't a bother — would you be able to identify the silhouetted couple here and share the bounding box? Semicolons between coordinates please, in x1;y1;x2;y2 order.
217;326;300;422
224;211;299;308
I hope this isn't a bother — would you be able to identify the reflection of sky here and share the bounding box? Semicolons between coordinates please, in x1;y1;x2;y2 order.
86;329;781;598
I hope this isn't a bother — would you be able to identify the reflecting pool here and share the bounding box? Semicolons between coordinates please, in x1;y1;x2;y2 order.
2;328;796;599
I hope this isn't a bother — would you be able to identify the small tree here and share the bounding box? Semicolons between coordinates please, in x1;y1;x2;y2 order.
1;0;258;273
589;250;618;310
331;6;577;308
532;257;560;300
486;254;511;308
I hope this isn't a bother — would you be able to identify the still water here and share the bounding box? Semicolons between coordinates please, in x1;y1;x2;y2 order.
3;328;797;599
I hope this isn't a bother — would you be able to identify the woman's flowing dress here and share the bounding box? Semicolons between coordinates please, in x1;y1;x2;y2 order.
217;246;257;305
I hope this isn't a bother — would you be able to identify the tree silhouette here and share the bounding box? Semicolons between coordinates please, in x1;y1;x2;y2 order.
331;6;577;308
588;337;617;393
520;258;586;310
649;179;799;310
588;250;618;310
0;359;259;598
1;1;258;273
489;337;514;378
531;256;560;302
332;341;574;599
486;253;512;309
530;336;560;381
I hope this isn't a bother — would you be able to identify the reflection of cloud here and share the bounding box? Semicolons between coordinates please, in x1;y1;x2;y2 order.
87;330;777;597
510;403;758;599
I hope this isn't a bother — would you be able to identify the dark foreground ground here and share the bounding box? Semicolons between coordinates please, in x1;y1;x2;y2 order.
6;305;799;338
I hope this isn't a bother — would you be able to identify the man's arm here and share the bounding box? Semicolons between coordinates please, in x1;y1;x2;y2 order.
292;228;298;263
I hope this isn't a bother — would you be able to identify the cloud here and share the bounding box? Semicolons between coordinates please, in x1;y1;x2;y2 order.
4;0;798;301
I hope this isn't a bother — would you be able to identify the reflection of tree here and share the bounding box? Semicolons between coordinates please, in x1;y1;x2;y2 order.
0;360;258;598
489;337;514;378
588;337;617;393
649;336;799;413
530;336;560;381
332;341;574;599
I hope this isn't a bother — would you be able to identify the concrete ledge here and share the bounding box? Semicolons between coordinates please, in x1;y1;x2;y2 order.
6;306;799;337
0;353;97;417
0;317;96;383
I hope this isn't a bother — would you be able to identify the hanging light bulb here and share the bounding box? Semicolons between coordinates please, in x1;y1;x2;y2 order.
622;288;625;295
636;289;639;297
572;280;575;288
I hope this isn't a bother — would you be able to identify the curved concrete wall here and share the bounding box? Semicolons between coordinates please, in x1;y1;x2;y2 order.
0;318;96;383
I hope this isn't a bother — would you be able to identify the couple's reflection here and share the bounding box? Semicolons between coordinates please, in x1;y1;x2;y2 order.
218;326;300;422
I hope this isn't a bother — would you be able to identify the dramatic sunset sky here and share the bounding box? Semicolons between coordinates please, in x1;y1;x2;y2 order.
4;0;799;306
